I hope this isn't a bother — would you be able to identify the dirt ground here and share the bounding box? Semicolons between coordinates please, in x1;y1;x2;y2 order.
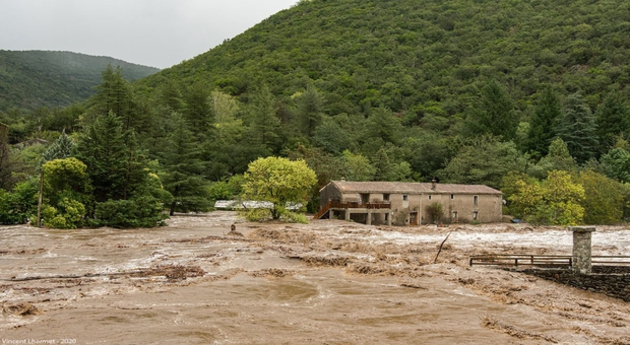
1;211;630;344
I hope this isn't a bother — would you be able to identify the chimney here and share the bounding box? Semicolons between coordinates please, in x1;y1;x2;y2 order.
431;178;437;191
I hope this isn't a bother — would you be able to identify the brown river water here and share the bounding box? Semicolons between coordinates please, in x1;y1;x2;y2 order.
1;211;629;344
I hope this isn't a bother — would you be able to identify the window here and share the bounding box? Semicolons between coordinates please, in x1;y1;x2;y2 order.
428;195;432;200
384;213;389;221
450;194;454;200
383;194;390;201
403;194;408;201
452;211;458;220
473;211;478;220
474;195;479;205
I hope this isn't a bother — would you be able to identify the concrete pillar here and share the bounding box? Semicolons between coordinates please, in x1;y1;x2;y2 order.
345;210;350;221
366;211;372;225
329;210;335;220
387;212;392;226
570;226;596;274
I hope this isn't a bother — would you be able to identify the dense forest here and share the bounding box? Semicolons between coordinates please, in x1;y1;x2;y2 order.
2;0;630;227
0;50;159;111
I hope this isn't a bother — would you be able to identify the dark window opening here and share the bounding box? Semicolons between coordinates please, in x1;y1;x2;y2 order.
450;194;454;200
474;195;479;205
383;194;390;201
403;194;408;201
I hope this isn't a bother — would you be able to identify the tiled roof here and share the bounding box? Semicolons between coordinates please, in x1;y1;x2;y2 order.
327;181;501;195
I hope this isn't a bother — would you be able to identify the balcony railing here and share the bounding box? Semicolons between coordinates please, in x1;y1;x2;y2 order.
329;201;391;209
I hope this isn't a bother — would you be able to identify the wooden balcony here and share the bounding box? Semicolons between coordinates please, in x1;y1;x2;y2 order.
328;201;391;209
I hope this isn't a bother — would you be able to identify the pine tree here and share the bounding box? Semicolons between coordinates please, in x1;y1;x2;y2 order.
243;84;281;155
595;90;630;157
463;80;518;141
296;84;324;137
183;82;214;136
556;93;598;164
161;114;209;215
76;111;147;203
525;87;562;158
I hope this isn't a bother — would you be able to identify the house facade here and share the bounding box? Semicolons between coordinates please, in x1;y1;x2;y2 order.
317;180;503;225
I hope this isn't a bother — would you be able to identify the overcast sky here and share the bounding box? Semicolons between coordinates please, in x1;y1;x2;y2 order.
0;0;298;69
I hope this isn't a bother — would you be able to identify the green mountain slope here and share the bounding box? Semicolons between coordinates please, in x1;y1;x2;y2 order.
140;0;630;115
0;50;159;111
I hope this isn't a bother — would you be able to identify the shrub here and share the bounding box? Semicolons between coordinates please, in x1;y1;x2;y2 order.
94;196;167;228
42;197;86;229
426;202;444;224
0;180;38;225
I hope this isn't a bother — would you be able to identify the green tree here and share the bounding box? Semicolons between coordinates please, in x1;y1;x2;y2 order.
528;137;577;179
183;82;214;135
312;118;351;154
600;147;630;183
241;157;316;221
441;136;526;188
525;87;562;158
556;93;598;164
341;150;376;181
595;90;630;156
161;113;209;215
509;170;585;225
577;170;624;224
296;84;324;137
463;80;518;141
75;111;147;203
242;84;282;155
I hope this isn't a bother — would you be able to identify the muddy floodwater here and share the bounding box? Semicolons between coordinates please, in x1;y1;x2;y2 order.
1;212;630;344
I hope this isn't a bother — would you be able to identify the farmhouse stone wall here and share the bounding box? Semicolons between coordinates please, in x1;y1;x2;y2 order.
517;267;630;302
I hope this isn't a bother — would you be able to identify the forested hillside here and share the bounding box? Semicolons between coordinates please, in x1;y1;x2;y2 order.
0;50;159;111
3;0;630;227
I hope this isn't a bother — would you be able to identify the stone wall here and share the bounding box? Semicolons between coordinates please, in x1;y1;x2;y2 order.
513;267;630;302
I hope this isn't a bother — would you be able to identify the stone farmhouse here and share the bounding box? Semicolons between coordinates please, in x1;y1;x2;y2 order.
316;180;503;225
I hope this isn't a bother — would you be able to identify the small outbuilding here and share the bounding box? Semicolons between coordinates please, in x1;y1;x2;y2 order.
316;180;502;225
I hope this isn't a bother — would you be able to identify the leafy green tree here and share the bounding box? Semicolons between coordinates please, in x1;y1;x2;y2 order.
364;106;402;145
463;80;518;141
312;118;351;154
441;136;526;188
595;90;630;156
241;157;316;221
528;137;577;179
600;147;630;183
509;170;584;225
525;87;562;158
577;170;624;224
341;150;376;181
161;114;209;215
0;180;38;225
556;93;598;164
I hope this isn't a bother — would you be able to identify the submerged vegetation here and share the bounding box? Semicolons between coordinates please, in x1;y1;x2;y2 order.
3;0;630;226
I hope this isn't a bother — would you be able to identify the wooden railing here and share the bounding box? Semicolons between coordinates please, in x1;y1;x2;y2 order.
470;255;630;268
314;200;392;219
313;202;333;220
470;255;573;268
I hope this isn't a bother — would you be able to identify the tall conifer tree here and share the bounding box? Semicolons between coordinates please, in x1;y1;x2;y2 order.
556;93;598;164
525;87;562;158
